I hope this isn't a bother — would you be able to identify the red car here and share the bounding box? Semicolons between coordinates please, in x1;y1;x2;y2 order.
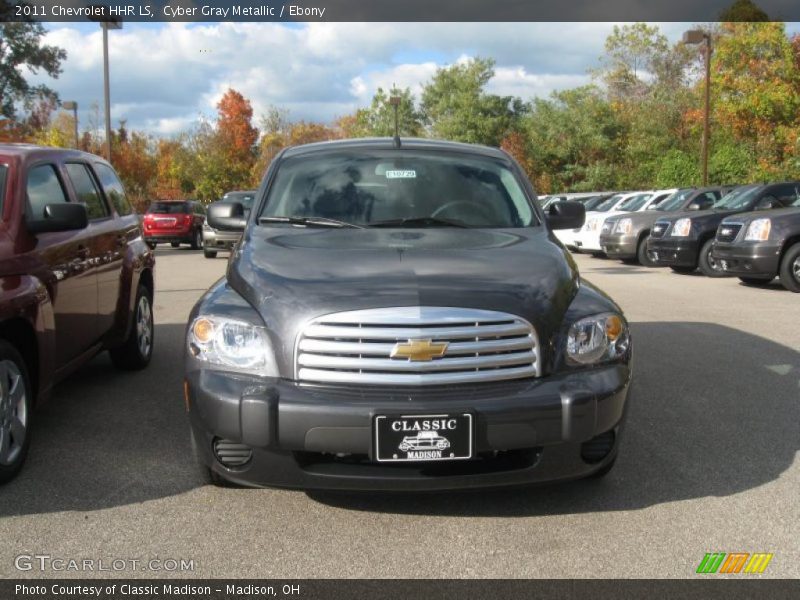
142;200;206;249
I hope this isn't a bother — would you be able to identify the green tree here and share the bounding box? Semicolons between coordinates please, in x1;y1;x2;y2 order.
352;86;423;138
522;86;624;191
420;57;525;146
0;22;66;118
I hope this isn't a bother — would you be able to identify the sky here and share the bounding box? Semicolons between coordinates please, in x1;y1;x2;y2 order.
32;21;800;137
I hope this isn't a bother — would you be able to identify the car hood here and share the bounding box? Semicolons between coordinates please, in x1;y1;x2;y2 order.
226;227;580;364
721;207;800;225
654;207;743;225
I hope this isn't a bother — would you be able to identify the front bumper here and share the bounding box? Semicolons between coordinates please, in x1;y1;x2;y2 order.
203;228;240;250
186;365;631;491
567;228;603;253
599;232;637;258
711;242;781;277
646;237;699;267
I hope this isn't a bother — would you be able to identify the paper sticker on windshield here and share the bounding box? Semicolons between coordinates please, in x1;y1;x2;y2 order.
386;170;417;179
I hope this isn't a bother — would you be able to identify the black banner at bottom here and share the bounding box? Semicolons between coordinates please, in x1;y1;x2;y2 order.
1;579;798;600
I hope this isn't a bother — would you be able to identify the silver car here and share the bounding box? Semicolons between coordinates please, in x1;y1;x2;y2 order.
203;190;257;258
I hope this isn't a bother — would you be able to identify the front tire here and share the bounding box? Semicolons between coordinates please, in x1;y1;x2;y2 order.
146;241;157;250
637;235;655;267
110;284;154;371
778;242;800;292
170;242;180;248
698;239;726;277
0;341;32;485
203;248;217;259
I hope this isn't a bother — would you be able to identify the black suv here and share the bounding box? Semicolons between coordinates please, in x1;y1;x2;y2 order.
646;183;797;277
184;138;632;491
712;187;800;291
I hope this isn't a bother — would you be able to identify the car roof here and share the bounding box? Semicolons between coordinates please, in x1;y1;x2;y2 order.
281;137;509;160
0;143;106;164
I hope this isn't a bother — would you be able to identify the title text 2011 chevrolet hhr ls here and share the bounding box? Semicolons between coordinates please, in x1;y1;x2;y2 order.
185;139;632;490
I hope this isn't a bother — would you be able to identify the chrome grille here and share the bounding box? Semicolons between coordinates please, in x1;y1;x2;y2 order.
651;220;671;239
716;222;743;243
295;307;541;386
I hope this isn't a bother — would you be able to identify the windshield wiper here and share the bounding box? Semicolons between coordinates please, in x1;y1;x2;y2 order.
369;216;470;228
258;216;363;229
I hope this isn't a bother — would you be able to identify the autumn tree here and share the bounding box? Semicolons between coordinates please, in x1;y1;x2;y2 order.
711;22;800;179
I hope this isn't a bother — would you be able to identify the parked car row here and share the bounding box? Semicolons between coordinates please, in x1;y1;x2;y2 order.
549;182;800;292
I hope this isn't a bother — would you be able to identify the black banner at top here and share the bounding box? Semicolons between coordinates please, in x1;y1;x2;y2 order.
2;0;800;23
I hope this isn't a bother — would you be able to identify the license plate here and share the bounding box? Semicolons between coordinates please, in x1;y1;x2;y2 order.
374;413;473;462
155;218;176;228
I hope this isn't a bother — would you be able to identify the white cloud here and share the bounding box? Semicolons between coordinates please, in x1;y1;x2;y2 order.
33;21;702;135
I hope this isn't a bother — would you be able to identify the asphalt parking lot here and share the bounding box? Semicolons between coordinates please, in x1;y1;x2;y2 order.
0;247;797;579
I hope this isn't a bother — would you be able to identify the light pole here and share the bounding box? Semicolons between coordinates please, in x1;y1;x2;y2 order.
61;101;78;148
89;11;122;162
683;29;712;186
389;95;401;147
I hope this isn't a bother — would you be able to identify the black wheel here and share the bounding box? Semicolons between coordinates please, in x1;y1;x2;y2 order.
109;284;153;371
146;241;157;250
170;242;180;248
587;455;617;479
670;265;695;274
739;276;773;287
698;239;726;277
190;228;202;250
778;242;800;292
203;248;217;259
0;340;32;485
637;235;655;266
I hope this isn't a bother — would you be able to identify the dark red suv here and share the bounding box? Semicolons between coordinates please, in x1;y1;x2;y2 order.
143;200;206;249
0;144;155;484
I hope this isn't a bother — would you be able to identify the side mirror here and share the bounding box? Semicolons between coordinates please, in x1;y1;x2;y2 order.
27;203;88;234
688;198;712;211
755;196;778;210
207;201;247;231
546;200;585;230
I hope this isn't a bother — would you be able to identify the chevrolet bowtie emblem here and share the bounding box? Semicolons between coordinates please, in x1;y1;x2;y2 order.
391;339;449;361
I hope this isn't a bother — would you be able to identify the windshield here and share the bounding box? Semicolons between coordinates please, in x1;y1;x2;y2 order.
592;194;624;212
583;196;606;210
654;189;693;211
147;201;187;214
617;193;652;212
712;185;762;210
261;150;535;228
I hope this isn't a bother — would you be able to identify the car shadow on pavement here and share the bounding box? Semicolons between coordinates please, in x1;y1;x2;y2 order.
309;322;800;516
0;323;202;516
0;322;797;518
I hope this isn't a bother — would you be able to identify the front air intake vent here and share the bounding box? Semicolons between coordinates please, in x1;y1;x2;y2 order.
213;439;252;467
580;430;616;464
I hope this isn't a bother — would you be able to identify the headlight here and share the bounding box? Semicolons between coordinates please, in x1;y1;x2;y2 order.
586;217;602;232
188;315;278;373
671;218;691;237
566;313;630;366
615;218;633;235
744;218;771;241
